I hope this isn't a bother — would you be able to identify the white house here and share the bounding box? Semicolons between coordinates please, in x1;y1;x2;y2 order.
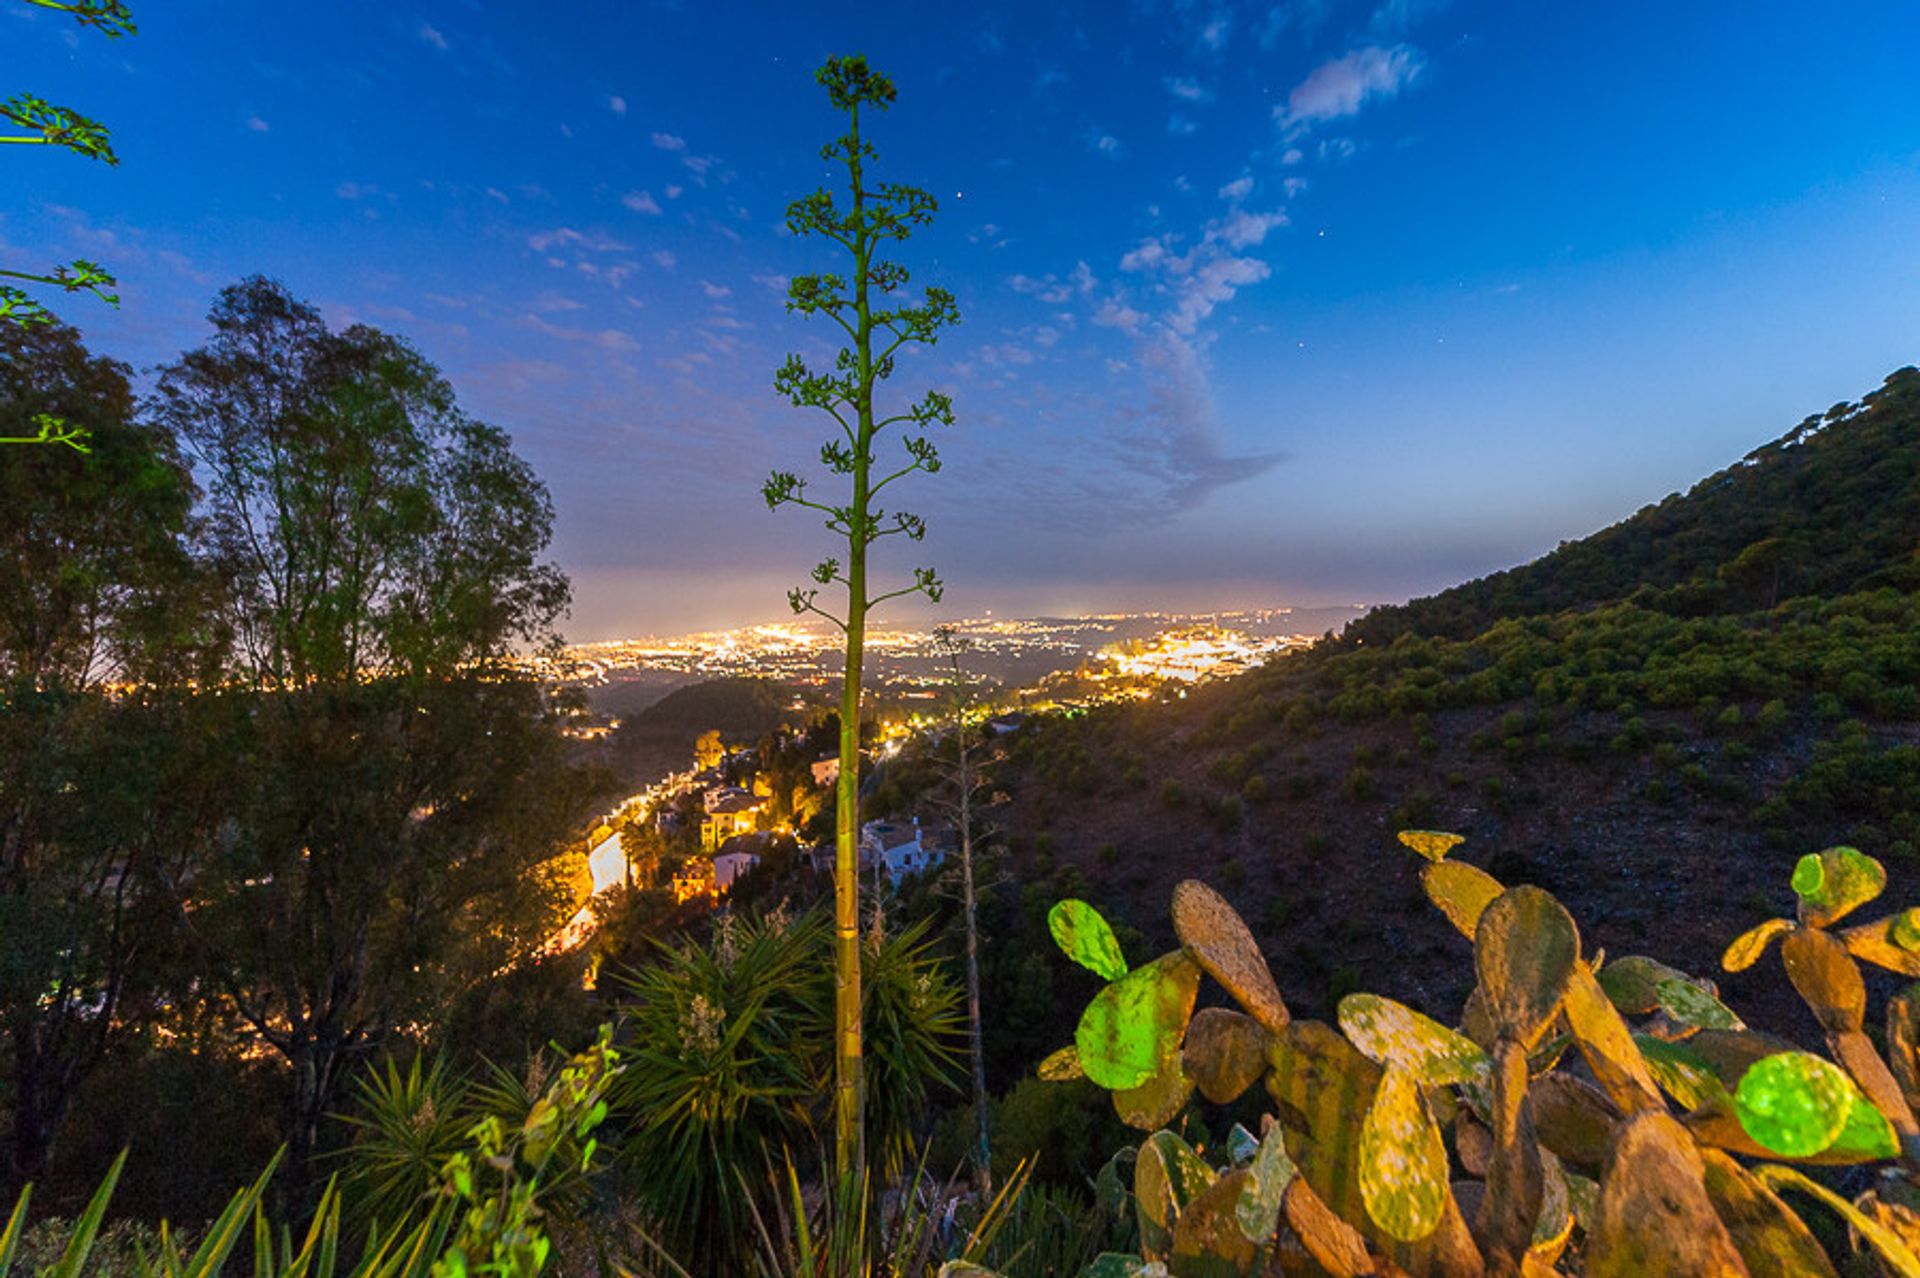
859;817;945;888
714;849;761;894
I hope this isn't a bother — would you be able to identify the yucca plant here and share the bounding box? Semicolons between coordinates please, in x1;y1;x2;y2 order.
861;919;967;1180
607;911;829;1272
338;1055;472;1227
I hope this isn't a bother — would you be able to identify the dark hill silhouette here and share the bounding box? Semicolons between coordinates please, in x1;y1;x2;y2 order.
606;677;809;787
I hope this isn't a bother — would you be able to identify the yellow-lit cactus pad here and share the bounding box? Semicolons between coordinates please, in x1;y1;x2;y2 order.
1358;1065;1448;1242
1397;829;1465;863
1791;846;1886;927
1337;992;1490;1086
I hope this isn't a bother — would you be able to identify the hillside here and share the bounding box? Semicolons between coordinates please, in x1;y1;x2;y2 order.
964;365;1920;1048
1348;365;1920;644
603;677;810;786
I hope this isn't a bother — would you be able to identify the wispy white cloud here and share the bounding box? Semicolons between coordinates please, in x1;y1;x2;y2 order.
606;94;628;115
336;180;378;200
1167;113;1198;137
622;190;663;215
246;115;270;133
418;23;449;51
651;131;686;151
653;249;678;270
528;227;632;253
700;280;731;299
524;314;641;351
1089;132;1123;158
1165;76;1213;103
1275;45;1424;132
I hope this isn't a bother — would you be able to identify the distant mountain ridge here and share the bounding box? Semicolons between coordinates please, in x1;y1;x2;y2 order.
1347;364;1920;645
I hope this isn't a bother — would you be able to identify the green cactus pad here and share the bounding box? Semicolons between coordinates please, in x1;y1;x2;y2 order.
1633;1034;1733;1111
1475;886;1580;1048
1358;1064;1448;1243
1791;846;1885;927
1077;1257;1158;1278
1397;829;1465;863
1037;1045;1085;1081
1895;909;1920;952
1826;1083;1900;1161
1721;918;1794;973
1734;1051;1854;1157
1235;1122;1297;1244
1337;993;1490;1086
1048;898;1129;981
1655;977;1745;1031
1595;955;1687;1015
1421;859;1505;939
1075;951;1200;1090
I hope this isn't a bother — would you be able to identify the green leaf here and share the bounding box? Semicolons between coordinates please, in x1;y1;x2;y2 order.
0;1184;31;1278
1049;899;1129;981
1634;1034;1733;1111
47;1149;124;1278
1734;1052;1854;1157
1075;952;1200;1091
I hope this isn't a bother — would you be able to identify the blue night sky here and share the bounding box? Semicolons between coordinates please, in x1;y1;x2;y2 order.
9;1;1920;638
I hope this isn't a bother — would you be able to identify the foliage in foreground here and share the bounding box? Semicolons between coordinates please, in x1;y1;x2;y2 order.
1010;834;1920;1276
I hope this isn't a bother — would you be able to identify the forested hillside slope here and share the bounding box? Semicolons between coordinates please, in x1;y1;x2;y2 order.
977;365;1920;1043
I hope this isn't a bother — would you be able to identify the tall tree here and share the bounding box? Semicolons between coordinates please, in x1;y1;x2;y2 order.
763;54;958;1181
1;0;134;453
147;278;582;1192
0;318;207;1185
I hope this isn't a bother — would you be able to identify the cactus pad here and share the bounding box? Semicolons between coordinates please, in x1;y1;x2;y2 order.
1595;955;1687;1015
1048;898;1129;981
1421;859;1505;939
1037;1044;1085;1081
1585;1110;1749;1277
1358;1064;1449;1242
1136;1129;1217;1261
1839;912;1920;978
1235;1121;1297;1244
1170;1169;1258;1276
1722;917;1795;973
1182;1007;1270;1105
1734;1051;1854;1157
1655;977;1744;1031
1397;829;1465;863
1113;1049;1196;1131
1337;993;1490;1086
1475;886;1579;1048
1791;846;1886;928
1698;1148;1841;1278
1076;951;1201;1091
1170;880;1289;1034
1781;925;1867;1033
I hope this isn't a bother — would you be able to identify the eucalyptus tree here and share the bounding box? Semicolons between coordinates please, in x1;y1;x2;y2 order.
0;317;208;1186
1;0;134;453
763;53;958;1180
148;278;583;1192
